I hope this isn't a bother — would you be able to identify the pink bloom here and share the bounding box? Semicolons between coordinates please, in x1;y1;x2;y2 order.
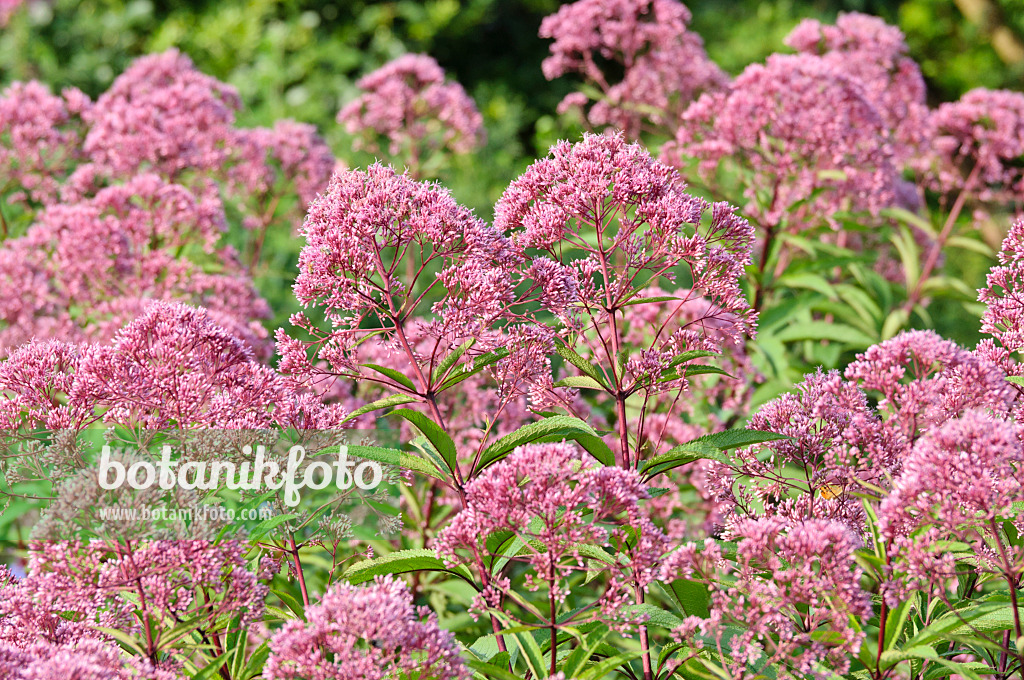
668;518;870;680
338;54;484;162
921;88;1024;205
436;442;669;630
0;175;271;356
79;49;242;183
0;81;89;205
710;369;905;532
785;12;929;166
540;0;726;137
667;53;901;233
265;575;468;680
879;410;1024;600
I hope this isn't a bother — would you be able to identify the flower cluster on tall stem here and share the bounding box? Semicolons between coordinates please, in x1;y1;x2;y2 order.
539;0;726;138
495;132;755;469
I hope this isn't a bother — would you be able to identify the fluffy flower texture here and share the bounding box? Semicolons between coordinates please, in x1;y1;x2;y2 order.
79;49;241;181
980;219;1024;353
0;638;183;680
0;540;264;666
923;88;1024;204
844;330;1014;439
710;370;905;532
435;442;668;628
281;164;539;391
668;53;900;231
73;302;342;431
495;133;754;379
785;13;928;165
230;119;336;214
265;574;468;680
879;411;1024;598
0;174;271;355
540;0;727;137
0;302;343;433
0;81;89;205
338;54;484;159
668;518;870;680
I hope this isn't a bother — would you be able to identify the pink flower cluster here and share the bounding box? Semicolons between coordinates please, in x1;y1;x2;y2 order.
879;410;1024;600
0;81;89;205
922;88;1024;205
436;442;668;629
785;12;929;165
0;302;343;435
338;54;485;164
0;175;271;355
540;0;726;138
666;53;900;232
0;539;265;679
265;574;468;680
669;518;870;680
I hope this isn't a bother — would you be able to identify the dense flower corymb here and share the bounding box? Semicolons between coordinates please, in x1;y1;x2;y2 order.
265;574;468;680
785;12;928;165
540;0;726;137
338;54;484;163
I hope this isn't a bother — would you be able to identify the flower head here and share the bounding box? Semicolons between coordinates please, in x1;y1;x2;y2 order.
265;574;468;680
540;0;726;137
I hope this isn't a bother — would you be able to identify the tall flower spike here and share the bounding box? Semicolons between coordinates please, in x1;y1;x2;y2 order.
667;53;900;233
540;0;727;137
338;54;484;167
265;574;468;680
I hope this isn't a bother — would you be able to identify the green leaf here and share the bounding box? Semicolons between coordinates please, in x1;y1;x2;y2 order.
884;598;916;650
622;603;683;629
361;363;417;391
774;321;876;348
389;408;459;476
248;513;299;541
343;444;446;481
438;347;510;391
192;652;232;680
681;428;791;452
555;343;609;390
577;651;645;680
465;657;521;680
1007;376;1024;387
340;394;417;424
663;578;711;618
776;272;838;299
473;416;612;474
622;294;685;307
239;642;271;680
343;548;475;584
906;603;1024;647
